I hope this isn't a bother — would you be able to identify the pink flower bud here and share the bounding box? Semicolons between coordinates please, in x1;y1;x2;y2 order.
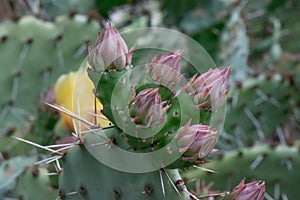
230;178;265;200
146;51;183;88
176;122;217;162
185;67;230;109
88;22;134;71
129;88;169;127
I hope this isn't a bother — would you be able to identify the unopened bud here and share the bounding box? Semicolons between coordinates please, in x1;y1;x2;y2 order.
229;178;265;200
176;122;217;162
146;51;183;88
88;22;134;71
185;67;230;109
129;88;169;127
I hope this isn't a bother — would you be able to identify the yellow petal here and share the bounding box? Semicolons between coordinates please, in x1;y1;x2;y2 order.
55;69;110;131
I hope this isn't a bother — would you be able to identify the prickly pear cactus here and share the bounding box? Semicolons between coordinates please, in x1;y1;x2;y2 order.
12;22;266;200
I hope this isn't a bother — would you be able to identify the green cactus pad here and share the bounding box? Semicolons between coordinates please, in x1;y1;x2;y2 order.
223;73;300;147
0;156;37;199
58;138;191;200
182;142;300;199
0;102;66;156
12;166;57;200
0;14;100;135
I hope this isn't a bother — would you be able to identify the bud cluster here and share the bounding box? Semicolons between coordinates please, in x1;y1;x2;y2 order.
89;22;232;168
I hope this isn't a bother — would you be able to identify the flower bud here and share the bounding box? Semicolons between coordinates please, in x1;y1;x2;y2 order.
185;67;230;109
88;22;134;71
146;51;183;88
129;88;169;127
176;122;217;162
230;178;265;200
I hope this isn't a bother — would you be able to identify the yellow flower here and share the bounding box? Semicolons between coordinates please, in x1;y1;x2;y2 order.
54;69;110;131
